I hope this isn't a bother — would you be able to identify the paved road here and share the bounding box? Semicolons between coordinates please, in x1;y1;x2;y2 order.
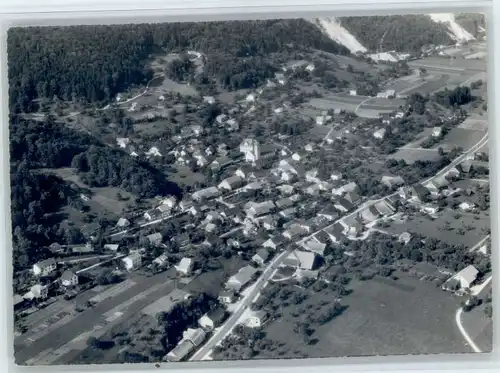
455;275;492;353
15;270;176;364
189;249;291;361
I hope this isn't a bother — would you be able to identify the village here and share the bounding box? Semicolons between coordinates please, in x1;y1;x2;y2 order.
12;28;492;364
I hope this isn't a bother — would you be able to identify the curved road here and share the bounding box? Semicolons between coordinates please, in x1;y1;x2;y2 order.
455;275;492;353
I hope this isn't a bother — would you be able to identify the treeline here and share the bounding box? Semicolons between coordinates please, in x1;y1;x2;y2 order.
9;115;99;168
339;15;453;53
336;232;490;274
10;164;71;269
72;146;181;198
8;19;348;112
156;293;218;352
433;86;473;107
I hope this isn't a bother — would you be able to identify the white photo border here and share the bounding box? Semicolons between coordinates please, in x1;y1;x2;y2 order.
0;1;497;373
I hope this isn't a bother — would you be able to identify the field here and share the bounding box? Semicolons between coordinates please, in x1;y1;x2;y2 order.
387;148;442;164
42;168;137;215
433;128;487;152
383;209;490;249
457;117;488;131
256;274;468;359
169;165;207;187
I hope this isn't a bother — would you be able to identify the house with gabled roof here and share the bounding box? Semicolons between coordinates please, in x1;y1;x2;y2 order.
175;258;194;276
252;248;270;266
218;176;245;191
381;175;405;189
334;198;353;213
226;266;259;292
282;250;318;270
33;258;57;276
301;239;327;256
323;223;345;243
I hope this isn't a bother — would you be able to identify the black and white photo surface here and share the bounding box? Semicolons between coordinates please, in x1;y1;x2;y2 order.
8;13;492;365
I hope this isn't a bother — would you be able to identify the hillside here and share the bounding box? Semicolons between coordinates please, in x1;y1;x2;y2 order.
313;14;478;54
8;19;348;113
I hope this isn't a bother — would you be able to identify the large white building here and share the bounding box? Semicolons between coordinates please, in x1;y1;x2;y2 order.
239;138;260;163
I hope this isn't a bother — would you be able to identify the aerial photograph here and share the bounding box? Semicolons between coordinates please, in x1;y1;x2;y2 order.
8;13;491;366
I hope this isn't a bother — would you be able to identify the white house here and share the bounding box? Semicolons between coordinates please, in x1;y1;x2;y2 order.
175;257;194;276
60;270;79;287
218;176;244;191
305;63;315;72
450;265;479;289
162;196;177;209
182;328;207;347
198;306;227;330
252;248;270;266
331;172;342;181
432;127;442;137
245;310;268;328
304;143;314;153
33;258;57;276
349;89;357;96
116;137;130;148
116;217;130;228
459;201;476;212
203;96;216;104
246;93;256;102
146;146;162;157
25;284;48;300
122;252;142;271
146;232;163;246
373;128;386;139
218;289;237;304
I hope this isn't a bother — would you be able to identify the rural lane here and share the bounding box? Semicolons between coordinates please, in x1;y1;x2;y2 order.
189;249;291;361
455;275;492;353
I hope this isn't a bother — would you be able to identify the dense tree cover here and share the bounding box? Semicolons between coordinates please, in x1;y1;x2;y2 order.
335;232;489;273
8;19;348;112
156;293;218;353
166;54;195;83
10;163;71;269
71;146;181;198
9;115;99;168
433;86;473;108
385;155;455;185
339;15;453;53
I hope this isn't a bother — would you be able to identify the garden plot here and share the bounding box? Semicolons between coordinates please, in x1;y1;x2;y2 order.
387;148;442;164
432;128;487;151
257;274;467;359
383;210;490;249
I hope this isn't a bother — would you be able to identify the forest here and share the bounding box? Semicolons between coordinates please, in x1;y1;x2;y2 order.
8;19;348;112
339;15;453;53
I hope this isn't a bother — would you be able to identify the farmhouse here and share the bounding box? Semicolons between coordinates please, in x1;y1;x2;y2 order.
373;128;387;139
166;339;195;362
122;252;142;271
33;258;57;276
192;186;220;201
218;289;237;304
377;89;396;99
226;266;259;292
263;235;286;250
283;250;317;270
60;270;78;287
116;217;130;228
398;232;412;245
25;284;48;300
144;209;162;221
182;328;207;347
245;310;268;328
381;175;405;189
198;306;227;330
218;176;245;191
334;198;353;213
145;232;163;246
443;265;479;291
301;239;327;256
432;127;443;137
175;258;194;276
